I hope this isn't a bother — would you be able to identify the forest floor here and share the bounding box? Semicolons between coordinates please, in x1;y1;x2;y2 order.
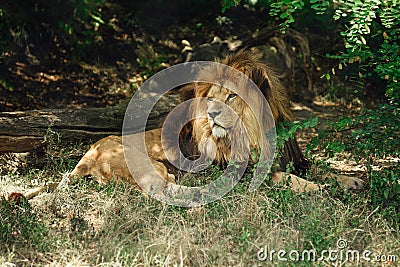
0;3;398;266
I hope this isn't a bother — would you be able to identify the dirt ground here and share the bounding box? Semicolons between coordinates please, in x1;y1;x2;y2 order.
1;2;358;112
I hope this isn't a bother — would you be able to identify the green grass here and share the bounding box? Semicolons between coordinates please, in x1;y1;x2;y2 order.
0;142;399;266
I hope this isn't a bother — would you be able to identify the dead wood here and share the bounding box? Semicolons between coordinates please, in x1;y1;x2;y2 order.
0;94;182;153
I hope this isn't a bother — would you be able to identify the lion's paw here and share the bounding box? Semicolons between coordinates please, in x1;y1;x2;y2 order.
167;174;176;183
338;175;364;190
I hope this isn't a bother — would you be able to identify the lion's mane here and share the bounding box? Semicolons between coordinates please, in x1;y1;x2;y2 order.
188;50;310;175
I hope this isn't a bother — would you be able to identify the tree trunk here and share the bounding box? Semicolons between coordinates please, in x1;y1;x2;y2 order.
0;95;182;153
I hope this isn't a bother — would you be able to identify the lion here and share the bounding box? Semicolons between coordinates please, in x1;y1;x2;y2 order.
69;50;364;195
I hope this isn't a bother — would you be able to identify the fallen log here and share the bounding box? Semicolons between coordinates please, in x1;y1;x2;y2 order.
0;94;183;153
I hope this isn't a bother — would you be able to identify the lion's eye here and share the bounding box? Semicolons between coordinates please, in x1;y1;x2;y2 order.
207;97;213;102
228;93;237;100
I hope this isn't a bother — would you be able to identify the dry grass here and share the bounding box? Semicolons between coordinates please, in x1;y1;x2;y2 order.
0;152;399;267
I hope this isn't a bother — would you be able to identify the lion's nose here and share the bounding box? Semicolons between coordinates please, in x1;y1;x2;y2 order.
208;111;221;119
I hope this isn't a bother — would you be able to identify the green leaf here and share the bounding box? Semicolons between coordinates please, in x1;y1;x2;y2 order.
326;73;331;80
384;189;389;199
280;12;289;19
311;4;321;9
91;13;104;24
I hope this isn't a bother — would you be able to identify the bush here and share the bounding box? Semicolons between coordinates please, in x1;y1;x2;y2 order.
222;0;400;103
222;0;400;228
0;0;105;61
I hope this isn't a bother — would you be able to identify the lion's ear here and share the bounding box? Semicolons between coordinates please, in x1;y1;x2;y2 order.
175;83;195;101
251;68;270;98
193;82;203;97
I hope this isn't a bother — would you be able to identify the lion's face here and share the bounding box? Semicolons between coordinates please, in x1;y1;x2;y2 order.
206;84;241;139
191;81;261;163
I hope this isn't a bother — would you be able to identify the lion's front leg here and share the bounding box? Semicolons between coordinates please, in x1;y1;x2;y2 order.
271;171;324;192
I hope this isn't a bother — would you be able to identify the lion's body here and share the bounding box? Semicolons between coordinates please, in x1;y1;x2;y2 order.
70;51;363;193
70;129;176;185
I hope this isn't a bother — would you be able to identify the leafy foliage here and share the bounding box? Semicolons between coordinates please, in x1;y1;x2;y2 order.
0;0;107;103
223;0;400;102
223;0;400;228
309;103;399;159
275;116;318;173
277;116;318;144
309;103;400;227
329;0;400;102
222;0;242;13
0;0;105;59
269;0;307;31
58;0;106;51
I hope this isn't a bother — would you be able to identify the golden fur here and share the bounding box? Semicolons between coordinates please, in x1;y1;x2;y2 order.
191;51;292;165
70;50;364;193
